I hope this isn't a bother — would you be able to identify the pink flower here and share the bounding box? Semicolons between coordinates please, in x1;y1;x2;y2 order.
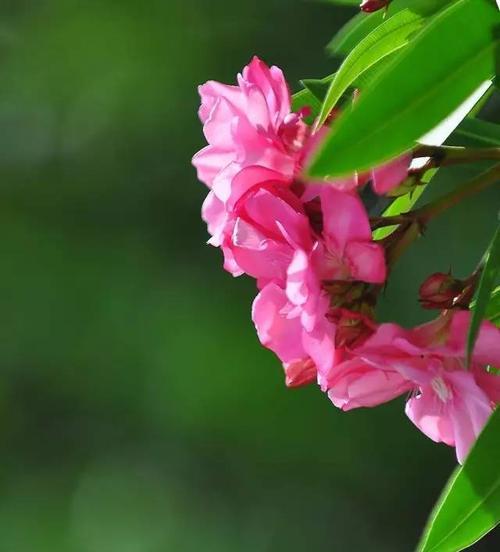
201;167;292;278
252;283;317;387
230;181;312;286
325;322;414;407
314;187;386;284
192;57;308;205
330;311;500;463
252;281;338;388
327;355;412;411
283;187;385;338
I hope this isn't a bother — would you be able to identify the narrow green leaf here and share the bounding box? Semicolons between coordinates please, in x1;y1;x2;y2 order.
484;286;500;324
301;78;335;104
467;225;500;363
416;408;500;552
293;58;397;126
308;0;500;178
326;11;386;56
470;286;500;325
292;74;335;120
318;8;427;128
326;0;449;56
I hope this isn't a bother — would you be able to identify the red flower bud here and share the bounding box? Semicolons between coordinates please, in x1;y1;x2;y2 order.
360;0;390;13
419;272;466;310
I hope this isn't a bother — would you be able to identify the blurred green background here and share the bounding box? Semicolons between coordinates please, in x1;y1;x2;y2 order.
0;0;498;550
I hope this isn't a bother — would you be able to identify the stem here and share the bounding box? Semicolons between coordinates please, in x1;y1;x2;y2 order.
414;145;500;167
371;214;412;229
383;163;500;267
415;163;500;223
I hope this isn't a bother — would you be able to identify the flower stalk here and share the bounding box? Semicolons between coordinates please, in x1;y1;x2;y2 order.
381;163;500;267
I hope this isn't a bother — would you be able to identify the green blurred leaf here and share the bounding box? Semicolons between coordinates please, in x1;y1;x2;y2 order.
452;118;500;148
321;0;360;5
467;225;500;363
416;408;500;552
308;0;500;178
317;8;427;128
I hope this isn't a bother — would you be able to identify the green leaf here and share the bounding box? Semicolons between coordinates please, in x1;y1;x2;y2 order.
372;169;434;240
292;74;335;120
451;118;500;148
301;78;335;104
326;0;449;56
416;408;500;552
293;58;397;126
484;286;500;325
317;8;427;128
327;10;387;56
469;286;500;325
308;0;500;178
467;225;500;363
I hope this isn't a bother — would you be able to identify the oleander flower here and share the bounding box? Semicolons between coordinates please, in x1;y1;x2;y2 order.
326;311;500;463
252;282;337;388
192;56;308;206
230;182;312;287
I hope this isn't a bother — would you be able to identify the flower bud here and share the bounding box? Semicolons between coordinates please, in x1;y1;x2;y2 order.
360;0;390;13
419;272;465;310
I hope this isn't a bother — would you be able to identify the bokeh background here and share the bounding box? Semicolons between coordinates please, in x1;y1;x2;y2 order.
0;1;498;550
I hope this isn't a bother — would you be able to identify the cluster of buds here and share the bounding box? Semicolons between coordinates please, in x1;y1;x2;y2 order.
192;57;500;463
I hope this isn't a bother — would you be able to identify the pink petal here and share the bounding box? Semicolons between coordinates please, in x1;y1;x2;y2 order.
302;319;337;389
231;219;292;282
198;81;245;123
203;97;239;146
225;165;287;209
320;188;372;251
371;153;411;195
242;57;290;128
252;283;308;363
345;241;387;284
242;188;311;250
201;191;227;246
283;358;317;388
327;358;410;410
192;146;233;187
405;390;455;446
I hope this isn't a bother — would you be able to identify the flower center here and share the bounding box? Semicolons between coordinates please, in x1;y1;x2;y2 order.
431;376;452;403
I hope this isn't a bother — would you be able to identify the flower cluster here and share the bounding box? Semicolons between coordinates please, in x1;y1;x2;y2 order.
192;57;500;463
